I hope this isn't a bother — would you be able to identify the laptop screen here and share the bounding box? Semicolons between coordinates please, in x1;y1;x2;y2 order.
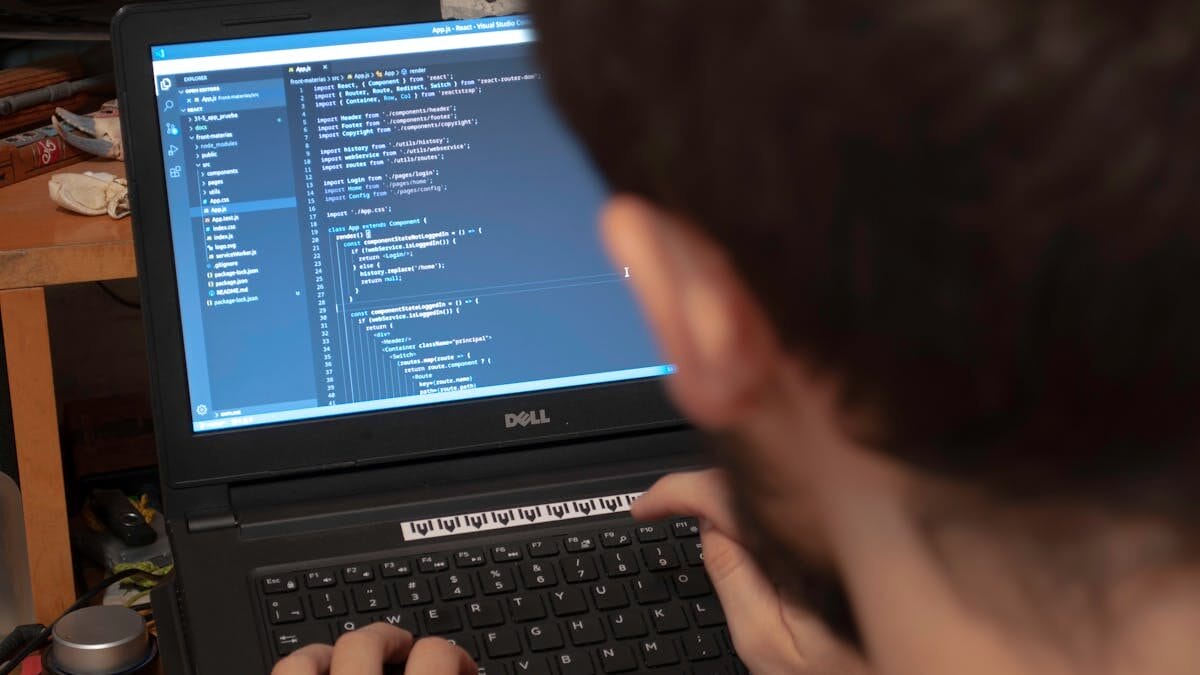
149;16;669;433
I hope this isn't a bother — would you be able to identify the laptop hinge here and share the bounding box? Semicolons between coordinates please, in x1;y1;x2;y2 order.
186;510;238;533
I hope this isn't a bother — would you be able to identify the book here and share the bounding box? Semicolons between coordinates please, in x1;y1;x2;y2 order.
0;125;86;188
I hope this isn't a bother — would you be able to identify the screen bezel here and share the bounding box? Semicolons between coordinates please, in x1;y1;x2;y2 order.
113;0;683;488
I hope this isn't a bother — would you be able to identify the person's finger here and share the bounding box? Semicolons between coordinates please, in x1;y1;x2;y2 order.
272;643;334;675
632;470;741;536
330;623;414;675
700;523;805;672
403;637;477;675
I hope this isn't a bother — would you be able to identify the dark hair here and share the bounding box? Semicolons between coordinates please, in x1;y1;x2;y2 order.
530;1;1200;517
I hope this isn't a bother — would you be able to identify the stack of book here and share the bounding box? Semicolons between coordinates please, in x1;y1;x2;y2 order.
0;55;109;187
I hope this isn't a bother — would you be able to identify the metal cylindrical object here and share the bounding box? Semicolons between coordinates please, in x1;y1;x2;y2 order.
46;606;153;675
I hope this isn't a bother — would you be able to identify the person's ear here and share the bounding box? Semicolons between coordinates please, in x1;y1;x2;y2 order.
601;195;782;429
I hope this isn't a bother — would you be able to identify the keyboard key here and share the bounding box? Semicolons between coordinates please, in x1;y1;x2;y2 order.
304;569;337;588
683;541;704;566
690;597;727;627
600;551;639;577
455;549;487;568
672;571;712;598
590;583;629;611
267;596;304;624
311;590;347;618
671;518;700;538
524;622;563;652
684;631;723;661
334;617;364;635
342;565;374;583
527;538;558;558
445;633;480;660
484;627;523;658
380;559;412;578
634;524;667;543
607;610;647;639
554;651;594;675
563;535;595;553
641;544;680;571
353;584;390;612
561;555;599;584
396;578;433;606
373;611;413;630
421;606;462;634
467;599;505;628
519;561;557;588
491;544;523;562
597;643;637;673
507;594;546;622
436;572;475;600
477;662;508;675
599;528;632;548
511;656;552;675
418;554;450;574
566;616;605;646
262;575;299;594
481;567;517;595
639;638;680;668
649;604;689;633
631;576;670;605
549;587;588;616
273;624;330;656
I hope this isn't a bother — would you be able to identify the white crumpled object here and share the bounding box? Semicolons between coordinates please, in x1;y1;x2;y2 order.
47;171;130;218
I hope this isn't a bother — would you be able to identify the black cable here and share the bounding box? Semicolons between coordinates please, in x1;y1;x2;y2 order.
95;281;141;310
0;568;165;675
0;625;43;666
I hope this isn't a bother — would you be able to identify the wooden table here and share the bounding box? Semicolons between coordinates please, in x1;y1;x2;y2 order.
0;158;136;624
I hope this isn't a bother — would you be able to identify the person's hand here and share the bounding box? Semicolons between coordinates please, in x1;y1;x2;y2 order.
633;469;873;675
271;623;476;675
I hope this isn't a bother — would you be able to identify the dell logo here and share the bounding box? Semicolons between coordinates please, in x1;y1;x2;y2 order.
505;410;551;428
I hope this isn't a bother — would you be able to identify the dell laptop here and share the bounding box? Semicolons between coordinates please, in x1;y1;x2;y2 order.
114;1;740;672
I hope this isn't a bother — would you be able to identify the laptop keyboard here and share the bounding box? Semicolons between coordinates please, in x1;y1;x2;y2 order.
258;517;747;674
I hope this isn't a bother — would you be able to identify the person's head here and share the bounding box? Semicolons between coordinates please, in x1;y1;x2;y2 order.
530;0;1200;592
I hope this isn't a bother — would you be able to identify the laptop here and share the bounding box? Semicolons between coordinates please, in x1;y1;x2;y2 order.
113;1;743;673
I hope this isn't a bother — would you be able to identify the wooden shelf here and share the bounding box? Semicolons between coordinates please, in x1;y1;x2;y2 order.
0;158;136;290
0;157;139;623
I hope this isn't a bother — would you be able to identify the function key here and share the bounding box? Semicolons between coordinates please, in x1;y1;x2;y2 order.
491;544;523;563
261;575;299;594
672;518;701;538
342;564;374;583
600;528;633;548
266;596;304;624
563;534;596;553
305;569;337;588
418;554;450;574
526;538;558;558
455;549;487;568
635;523;667;543
380;559;412;578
